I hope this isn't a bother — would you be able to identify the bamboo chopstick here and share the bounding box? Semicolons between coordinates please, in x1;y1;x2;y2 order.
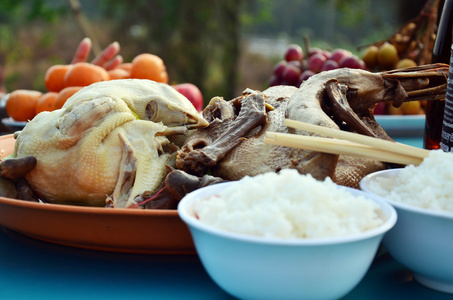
283;119;430;160
264;132;424;165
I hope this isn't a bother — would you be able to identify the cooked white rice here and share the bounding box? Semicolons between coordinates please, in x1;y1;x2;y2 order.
193;169;383;239
367;150;453;213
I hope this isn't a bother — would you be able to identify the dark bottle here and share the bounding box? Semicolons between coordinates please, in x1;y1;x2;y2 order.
424;0;453;149
440;45;453;150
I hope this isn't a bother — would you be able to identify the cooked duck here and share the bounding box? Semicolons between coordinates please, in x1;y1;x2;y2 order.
176;64;448;188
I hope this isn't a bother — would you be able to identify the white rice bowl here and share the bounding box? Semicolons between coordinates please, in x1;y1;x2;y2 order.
359;150;453;294
365;150;453;213
193;169;384;239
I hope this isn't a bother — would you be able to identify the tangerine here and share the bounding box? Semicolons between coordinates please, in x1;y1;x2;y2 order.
130;53;168;83
108;68;130;80
35;92;58;115
44;64;71;92
116;62;132;72
55;86;83;109
5;90;42;121
63;62;110;88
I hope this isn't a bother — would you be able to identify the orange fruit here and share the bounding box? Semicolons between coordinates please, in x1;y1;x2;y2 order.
44;64;71;92
116;63;132;72
108;68;130;80
5;89;42;121
63;62;110;88
55;86;83;109
35;92;58;115
130;53;168;83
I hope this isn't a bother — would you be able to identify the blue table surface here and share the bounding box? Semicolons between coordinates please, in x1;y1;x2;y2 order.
1;227;453;300
393;137;423;148
1;135;451;300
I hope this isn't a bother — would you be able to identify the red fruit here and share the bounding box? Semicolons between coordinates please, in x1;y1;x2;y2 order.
297;70;315;86
308;53;327;73
288;60;303;70
339;55;362;69
358;59;367;70
282;64;302;85
273;61;287;77
321;60;339;72
285;44;303;62
307;47;322;57
373;102;386;115
321;50;331;60
269;75;283;87
173;83;204;112
330;49;352;63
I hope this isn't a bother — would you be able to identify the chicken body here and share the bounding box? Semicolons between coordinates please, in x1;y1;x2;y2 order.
13;79;208;207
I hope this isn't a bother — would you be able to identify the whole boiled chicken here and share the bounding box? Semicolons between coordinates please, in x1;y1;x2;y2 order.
12;79;208;208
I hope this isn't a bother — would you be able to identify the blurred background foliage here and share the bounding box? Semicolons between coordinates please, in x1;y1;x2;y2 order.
0;0;426;104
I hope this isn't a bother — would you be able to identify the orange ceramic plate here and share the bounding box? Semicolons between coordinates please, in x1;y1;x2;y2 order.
0;135;195;254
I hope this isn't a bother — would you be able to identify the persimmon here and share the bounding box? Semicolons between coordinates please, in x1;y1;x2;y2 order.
5;89;42;121
44;64;71;92
130;53;168;83
55;86;83;109
108;68;130;80
35;92;58;115
63;62;110;88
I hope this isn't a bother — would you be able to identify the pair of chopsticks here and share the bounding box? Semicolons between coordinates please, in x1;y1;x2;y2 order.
264;119;430;166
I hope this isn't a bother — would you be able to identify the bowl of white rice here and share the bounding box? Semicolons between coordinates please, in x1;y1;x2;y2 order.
178;169;397;300
360;150;453;294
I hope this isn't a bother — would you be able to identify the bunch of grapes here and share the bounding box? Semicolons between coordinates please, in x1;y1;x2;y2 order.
269;44;366;88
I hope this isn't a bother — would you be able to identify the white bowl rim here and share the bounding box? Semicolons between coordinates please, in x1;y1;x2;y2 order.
360;168;453;220
178;181;397;246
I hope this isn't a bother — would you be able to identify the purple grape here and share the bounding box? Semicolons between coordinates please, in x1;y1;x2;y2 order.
308;53;326;73
297;70;315;86
273;61;287;77
287;60;303;71
307;47;322;57
330;49;352;63
269;75;283;87
282;64;302;85
285;44;303;62
321;50;331;60
321;60;339;72
339;55;362;69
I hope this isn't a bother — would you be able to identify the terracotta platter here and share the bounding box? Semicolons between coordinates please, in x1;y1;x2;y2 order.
0;134;195;254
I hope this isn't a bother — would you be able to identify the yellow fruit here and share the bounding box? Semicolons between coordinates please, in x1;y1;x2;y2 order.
395;58;417;69
362;45;379;69
387;103;403;115
400;101;421;115
378;42;399;69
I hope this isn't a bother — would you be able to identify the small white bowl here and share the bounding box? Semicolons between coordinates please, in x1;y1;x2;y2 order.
178;181;397;300
361;168;453;294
